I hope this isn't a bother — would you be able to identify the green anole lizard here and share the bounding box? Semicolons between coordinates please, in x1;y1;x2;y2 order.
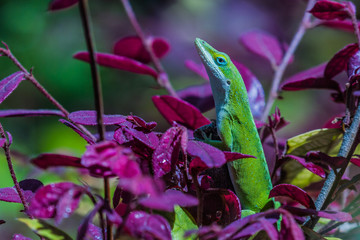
194;38;273;216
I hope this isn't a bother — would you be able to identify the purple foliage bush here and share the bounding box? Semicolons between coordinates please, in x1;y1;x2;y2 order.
0;0;360;239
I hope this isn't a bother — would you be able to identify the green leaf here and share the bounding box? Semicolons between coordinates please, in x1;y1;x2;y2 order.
171;206;198;240
17;218;72;240
281;160;322;188
286;128;343;157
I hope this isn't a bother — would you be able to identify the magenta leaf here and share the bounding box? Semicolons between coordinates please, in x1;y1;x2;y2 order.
323;115;342;128
281;77;341;91
118;175;162;196
177;83;214;112
86;224;102;240
126;115;157;131
123;127;159;150
187;140;226;168
152;126;187;178
0;109;65;118
152;95;211;130
224;152;256;162
233;60;265;119
59;119;95;144
74;52;158;78
12;234;32;240
286;155;326;178
319;19;359;32
0;72;25;104
82;141;139;178
28;182;86;221
306;151;347;170
77;199;103;240
68;110;126;125
285;63;327;83
124;211;172;240
283;205;352;222
325;43;359;79
309;0;350;20
200;189;241;226
113;36;170;64
269;184;316;209
139;189;198;211
48;0;78;11
351;157;360;167
240;30;284;66
31;153;83;169
184;59;209;80
0;138;6;148
0;186;34;204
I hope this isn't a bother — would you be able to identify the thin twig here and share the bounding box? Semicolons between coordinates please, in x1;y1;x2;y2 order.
120;0;177;97
0;45;96;142
0;123;29;213
261;0;315;122
78;1;111;239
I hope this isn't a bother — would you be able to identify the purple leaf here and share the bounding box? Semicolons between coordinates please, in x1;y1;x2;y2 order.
0;109;65;118
28;182;86;220
74;52;158;78
81;141;139;178
177;83;214;112
309;0;350;20
86;224;102;240
152;95;211;130
123;128;159;150
200;189;241;226
240;30;284;66
152;126;187;178
281;77;341;92
306;151;347;170
325;43;359;79
184;59;209;80
0;187;34;204
258;218;279;240
224;152;256;162
68;110;126;125
233;60;265;119
269;184;315;209
124;211;172;240
286;155;326;178
126;115;157;131
319;19;359;32
118;175;162;196
187;140;226;168
285;63;327;83
139;189;198;211
48;0;78;11
19;179;43;193
113;36;170;64
0;72;25;104
31;153;84;169
59;119;95;144
12;234;32;240
283;205;352;222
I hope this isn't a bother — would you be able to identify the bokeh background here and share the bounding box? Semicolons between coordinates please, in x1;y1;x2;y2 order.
0;0;359;238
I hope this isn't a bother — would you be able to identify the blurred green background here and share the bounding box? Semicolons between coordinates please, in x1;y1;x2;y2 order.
0;0;359;238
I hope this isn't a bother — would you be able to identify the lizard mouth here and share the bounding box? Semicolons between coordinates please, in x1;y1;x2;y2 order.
194;38;225;81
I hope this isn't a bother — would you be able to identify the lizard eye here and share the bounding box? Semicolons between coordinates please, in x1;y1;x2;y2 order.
216;56;227;66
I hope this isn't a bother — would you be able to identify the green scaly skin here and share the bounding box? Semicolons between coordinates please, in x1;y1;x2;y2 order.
195;38;273;214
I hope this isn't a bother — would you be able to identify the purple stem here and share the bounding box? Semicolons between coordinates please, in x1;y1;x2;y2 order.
120;0;177;97
0;123;29;213
261;0;316;122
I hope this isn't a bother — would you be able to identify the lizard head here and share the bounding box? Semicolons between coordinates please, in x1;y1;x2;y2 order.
195;38;240;108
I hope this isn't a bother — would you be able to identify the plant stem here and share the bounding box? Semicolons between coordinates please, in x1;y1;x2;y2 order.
305;102;360;228
0;45;96;143
120;0;177;97
78;1;111;239
261;0;315;122
192;173;203;226
0;123;29;213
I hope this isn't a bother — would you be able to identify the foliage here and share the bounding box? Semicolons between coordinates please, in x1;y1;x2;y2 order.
0;0;360;239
